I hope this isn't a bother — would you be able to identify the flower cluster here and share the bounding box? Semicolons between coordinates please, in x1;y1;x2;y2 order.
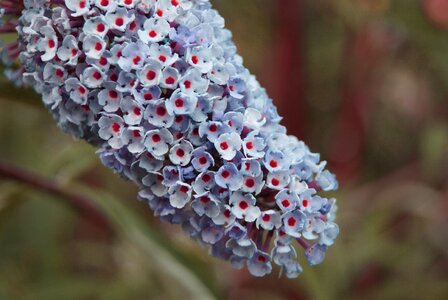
0;0;339;277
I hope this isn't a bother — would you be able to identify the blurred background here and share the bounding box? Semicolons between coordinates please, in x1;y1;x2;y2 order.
0;0;447;299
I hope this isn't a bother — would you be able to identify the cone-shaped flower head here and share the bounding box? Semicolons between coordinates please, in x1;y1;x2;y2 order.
0;0;339;277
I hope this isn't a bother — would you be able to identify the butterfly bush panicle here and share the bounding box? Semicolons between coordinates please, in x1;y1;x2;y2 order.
0;0;340;278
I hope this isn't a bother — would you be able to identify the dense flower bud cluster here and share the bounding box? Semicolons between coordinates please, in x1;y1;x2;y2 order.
0;0;339;277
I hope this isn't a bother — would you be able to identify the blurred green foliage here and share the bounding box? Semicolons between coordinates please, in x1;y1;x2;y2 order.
0;0;447;299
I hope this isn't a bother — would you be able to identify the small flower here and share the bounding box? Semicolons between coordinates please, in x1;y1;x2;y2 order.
117;0;137;9
168;181;192;209
144;128;173;156
138;17;170;43
43;63;66;85
191;192;220;218
83;35;106;60
166;89;198;115
227;77;246;99
118;41;149;72
229;192;261;222
199;121;229;143
319;222;339;246
95;0;118;12
201;223;225;245
98;88;121;112
305;243;327;266
65;0;91;17
191;147;214;172
244;108;266;130
186;45;213;73
178;68;209;95
237;159;259;177
64;78;88;104
144;99;174;128
226;238;256;258
37;25;57;62
275;189;299;212
142;172;168;197
57;35;80;65
81;65;104;88
148;43;179;67
215;163;243;191
316;170;339;191
134;86;162;103
105;7;135;31
242;132;266;158
266;171;291;190
264;149;291;173
121;97;144;125
122;126;145;153
160;66;180;89
98;114;125;149
282;210;306;238
169;139;193;166
192;171;216;194
138;152;164;172
247;251;272;277
83;15;109;38
208;63;230;85
256;210;281;231
214;132;242;160
138;58;163;87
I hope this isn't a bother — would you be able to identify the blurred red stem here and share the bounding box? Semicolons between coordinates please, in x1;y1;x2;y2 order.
0;160;112;231
329;26;390;182
264;0;306;139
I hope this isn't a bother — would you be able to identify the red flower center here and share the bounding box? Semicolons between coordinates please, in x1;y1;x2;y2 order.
92;71;102;80
174;98;184;108
200;197;210;204
48;40;55;48
179;186;189;193
245;178;255;188
149;30;157;38
239;201;248;210
221;170;230;179
281;199;290;208
146;70;156;80
133;107;141;116
144;93;153;101
220;142;229;150
96;23;105;32
202;174;211;182
133;55;141;65
209;124;218;132
165;76;175;85
199;156;207;165
115;18;124;27
176;148;185;157
151;134;161;143
287;217;296;227
156;106;166;116
111;122;120;133
109;90;118;99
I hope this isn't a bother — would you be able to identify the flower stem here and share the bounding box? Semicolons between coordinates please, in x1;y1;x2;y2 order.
0;160;112;231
